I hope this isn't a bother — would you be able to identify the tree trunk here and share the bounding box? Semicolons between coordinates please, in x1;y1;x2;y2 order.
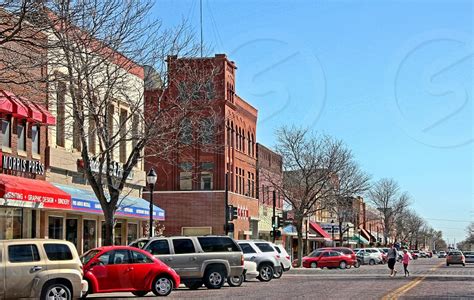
339;221;343;247
102;206;116;246
296;218;303;267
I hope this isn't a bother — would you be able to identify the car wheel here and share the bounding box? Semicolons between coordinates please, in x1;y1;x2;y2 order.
339;261;347;269
310;262;318;268
354;260;361;268
369;259;375;265
204;267;226;289
132;291;148;297
227;274;244;287
463;263;465;267
273;267;283;279
152;276;173;297
257;263;274;282
41;282;72;300
184;281;203;290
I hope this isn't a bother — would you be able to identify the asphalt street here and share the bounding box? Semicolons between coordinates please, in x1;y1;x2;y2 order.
89;258;474;299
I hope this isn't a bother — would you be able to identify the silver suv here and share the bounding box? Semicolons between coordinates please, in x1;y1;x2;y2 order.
130;236;244;289
0;239;88;300
237;240;282;282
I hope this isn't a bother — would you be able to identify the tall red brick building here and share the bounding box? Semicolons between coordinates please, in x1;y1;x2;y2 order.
145;54;259;239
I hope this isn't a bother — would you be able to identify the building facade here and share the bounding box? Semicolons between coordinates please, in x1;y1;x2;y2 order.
145;54;259;239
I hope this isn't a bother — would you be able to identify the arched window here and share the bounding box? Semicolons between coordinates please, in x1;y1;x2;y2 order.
247;132;251;156
251;133;255;157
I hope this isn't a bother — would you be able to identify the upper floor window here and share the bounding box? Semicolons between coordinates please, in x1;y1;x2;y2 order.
17;120;26;152
179;162;192;190
179;118;192;145
31;125;39;154
2;115;11;148
119;109;128;163
200;118;213;144
56;82;66;147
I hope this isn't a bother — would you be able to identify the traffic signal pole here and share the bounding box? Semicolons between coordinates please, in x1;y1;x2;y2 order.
225;173;229;235
272;190;276;243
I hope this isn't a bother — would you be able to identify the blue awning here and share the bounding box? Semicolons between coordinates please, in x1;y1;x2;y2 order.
53;183;165;220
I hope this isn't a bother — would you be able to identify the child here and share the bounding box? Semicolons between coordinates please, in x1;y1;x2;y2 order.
402;249;411;277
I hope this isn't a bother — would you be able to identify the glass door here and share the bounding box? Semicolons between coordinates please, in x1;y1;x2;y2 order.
66;219;78;247
48;216;64;239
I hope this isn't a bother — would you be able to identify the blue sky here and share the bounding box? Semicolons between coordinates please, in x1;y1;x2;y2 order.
153;0;473;244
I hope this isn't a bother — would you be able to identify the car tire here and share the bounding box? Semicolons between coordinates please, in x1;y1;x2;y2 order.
151;276;173;297
257;263;274;282
462;263;465;267
369;259;375;265
227;274;244;287
184;281;203;290
41;282;72;300
339;261;347;269
204;267;226;289
310;262;317;268
273;267;283;279
132;291;148;297
354;260;360;268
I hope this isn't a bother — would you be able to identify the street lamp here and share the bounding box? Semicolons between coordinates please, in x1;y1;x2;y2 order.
147;168;157;238
331;220;335;247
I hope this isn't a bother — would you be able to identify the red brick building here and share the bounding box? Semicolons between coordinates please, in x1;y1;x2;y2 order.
145;54;258;239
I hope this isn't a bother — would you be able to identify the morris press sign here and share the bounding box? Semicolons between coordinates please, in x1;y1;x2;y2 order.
1;153;45;175
78;157;134;180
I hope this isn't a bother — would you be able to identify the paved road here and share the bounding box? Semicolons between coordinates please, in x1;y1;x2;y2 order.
89;258;474;299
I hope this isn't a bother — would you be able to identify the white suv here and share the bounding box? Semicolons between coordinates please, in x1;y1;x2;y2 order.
237;240;282;282
355;248;384;265
273;244;291;278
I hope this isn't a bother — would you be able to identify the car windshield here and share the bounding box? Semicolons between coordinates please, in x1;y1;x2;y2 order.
80;249;100;265
129;239;149;249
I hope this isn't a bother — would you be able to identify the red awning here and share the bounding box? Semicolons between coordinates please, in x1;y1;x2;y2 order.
31;102;56;125
309;221;332;239
19;97;43;123
0;174;72;210
1;90;28;118
0;90;14;113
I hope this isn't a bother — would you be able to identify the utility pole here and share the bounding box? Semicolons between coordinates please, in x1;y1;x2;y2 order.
225;173;229;235
272;190;276;243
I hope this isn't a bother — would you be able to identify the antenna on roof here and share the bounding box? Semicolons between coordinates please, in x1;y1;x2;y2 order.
200;0;203;57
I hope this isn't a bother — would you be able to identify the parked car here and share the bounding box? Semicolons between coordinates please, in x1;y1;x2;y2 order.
316;247;358;268
446;251;465;266
0;239;88;300
273;244;292;277
355;248;383;265
227;260;259;287
419;251;427;258
302;250;355;269
437;251;447;258
463;251;474;264
81;246;180;297
130;236;244;289
237;240;282;282
411;250;420;259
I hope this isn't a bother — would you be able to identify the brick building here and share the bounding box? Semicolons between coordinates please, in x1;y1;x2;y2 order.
256;143;284;240
145;54;259;239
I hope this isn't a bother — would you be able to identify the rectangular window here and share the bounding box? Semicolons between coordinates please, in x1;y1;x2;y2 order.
147;240;170;255
2;116;11;148
0;208;22;239
132;114;139;149
107;104;114;160
44;243;73;261
88;116;96;154
172;239;195;254
73;89;83;150
179;162;192;190
83;219;96;252
200;172;213;190
65;218;77;247
17;120;26;151
56;82;66;147
31;125;39;154
8;244;40;263
127;223;138;245
197;237;240;252
48;216;63;239
119;109;127;163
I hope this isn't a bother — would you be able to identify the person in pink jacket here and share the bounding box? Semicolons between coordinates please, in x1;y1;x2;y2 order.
402;249;412;277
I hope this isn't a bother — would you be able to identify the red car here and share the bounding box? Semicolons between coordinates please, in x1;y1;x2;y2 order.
302;250;356;269
81;246;180;297
316;247;358;267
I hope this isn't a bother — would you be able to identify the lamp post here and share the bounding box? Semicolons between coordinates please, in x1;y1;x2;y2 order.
147;168;157;238
331;220;335;247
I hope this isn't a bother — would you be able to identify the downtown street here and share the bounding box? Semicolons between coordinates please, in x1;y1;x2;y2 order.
89;258;474;299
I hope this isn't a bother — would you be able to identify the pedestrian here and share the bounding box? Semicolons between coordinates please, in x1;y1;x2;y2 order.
387;243;398;277
402;249;411;277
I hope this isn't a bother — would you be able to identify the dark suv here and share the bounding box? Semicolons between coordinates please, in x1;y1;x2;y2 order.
130;236;244;289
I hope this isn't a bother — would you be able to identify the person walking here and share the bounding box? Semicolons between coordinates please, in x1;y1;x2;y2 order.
402;249;411;277
387;243;398;277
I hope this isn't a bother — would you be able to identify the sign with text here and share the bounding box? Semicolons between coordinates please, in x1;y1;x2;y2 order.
0;154;45;175
78;157;134;180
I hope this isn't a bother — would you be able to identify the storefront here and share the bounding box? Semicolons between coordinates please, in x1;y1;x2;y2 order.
283;222;332;260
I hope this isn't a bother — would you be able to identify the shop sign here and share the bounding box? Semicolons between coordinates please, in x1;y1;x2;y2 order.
0;154;45;175
78;157;134;180
1;191;71;209
72;198;162;218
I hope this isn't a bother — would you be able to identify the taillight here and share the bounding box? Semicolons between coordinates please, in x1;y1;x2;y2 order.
276;255;281;259
286;255;290;260
241;255;244;265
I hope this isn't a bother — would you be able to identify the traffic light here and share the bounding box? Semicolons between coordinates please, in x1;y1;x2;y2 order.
228;205;238;221
226;223;235;232
277;216;284;228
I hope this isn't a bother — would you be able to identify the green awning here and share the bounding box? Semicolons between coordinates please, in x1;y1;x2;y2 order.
350;234;370;245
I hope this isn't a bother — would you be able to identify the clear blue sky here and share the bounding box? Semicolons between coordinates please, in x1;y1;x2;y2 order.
153;0;473;244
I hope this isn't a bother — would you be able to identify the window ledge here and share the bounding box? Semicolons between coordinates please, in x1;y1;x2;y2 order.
17;150;28;157
32;153;41;160
2;147;12;154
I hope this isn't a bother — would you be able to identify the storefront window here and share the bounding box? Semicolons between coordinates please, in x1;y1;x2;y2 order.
2;116;11;148
48;216;63;239
65;219;78;247
101;221;123;246
127;223;138;245
83;220;96;252
0;208;22;239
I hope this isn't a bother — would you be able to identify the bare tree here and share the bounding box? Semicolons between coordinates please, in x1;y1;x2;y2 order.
394;209;425;248
369;178;410;245
269;126;354;266
329;160;371;246
38;0;219;245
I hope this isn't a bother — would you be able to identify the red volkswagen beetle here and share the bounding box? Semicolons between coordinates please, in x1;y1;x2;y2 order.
81;246;180;297
302;249;356;269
